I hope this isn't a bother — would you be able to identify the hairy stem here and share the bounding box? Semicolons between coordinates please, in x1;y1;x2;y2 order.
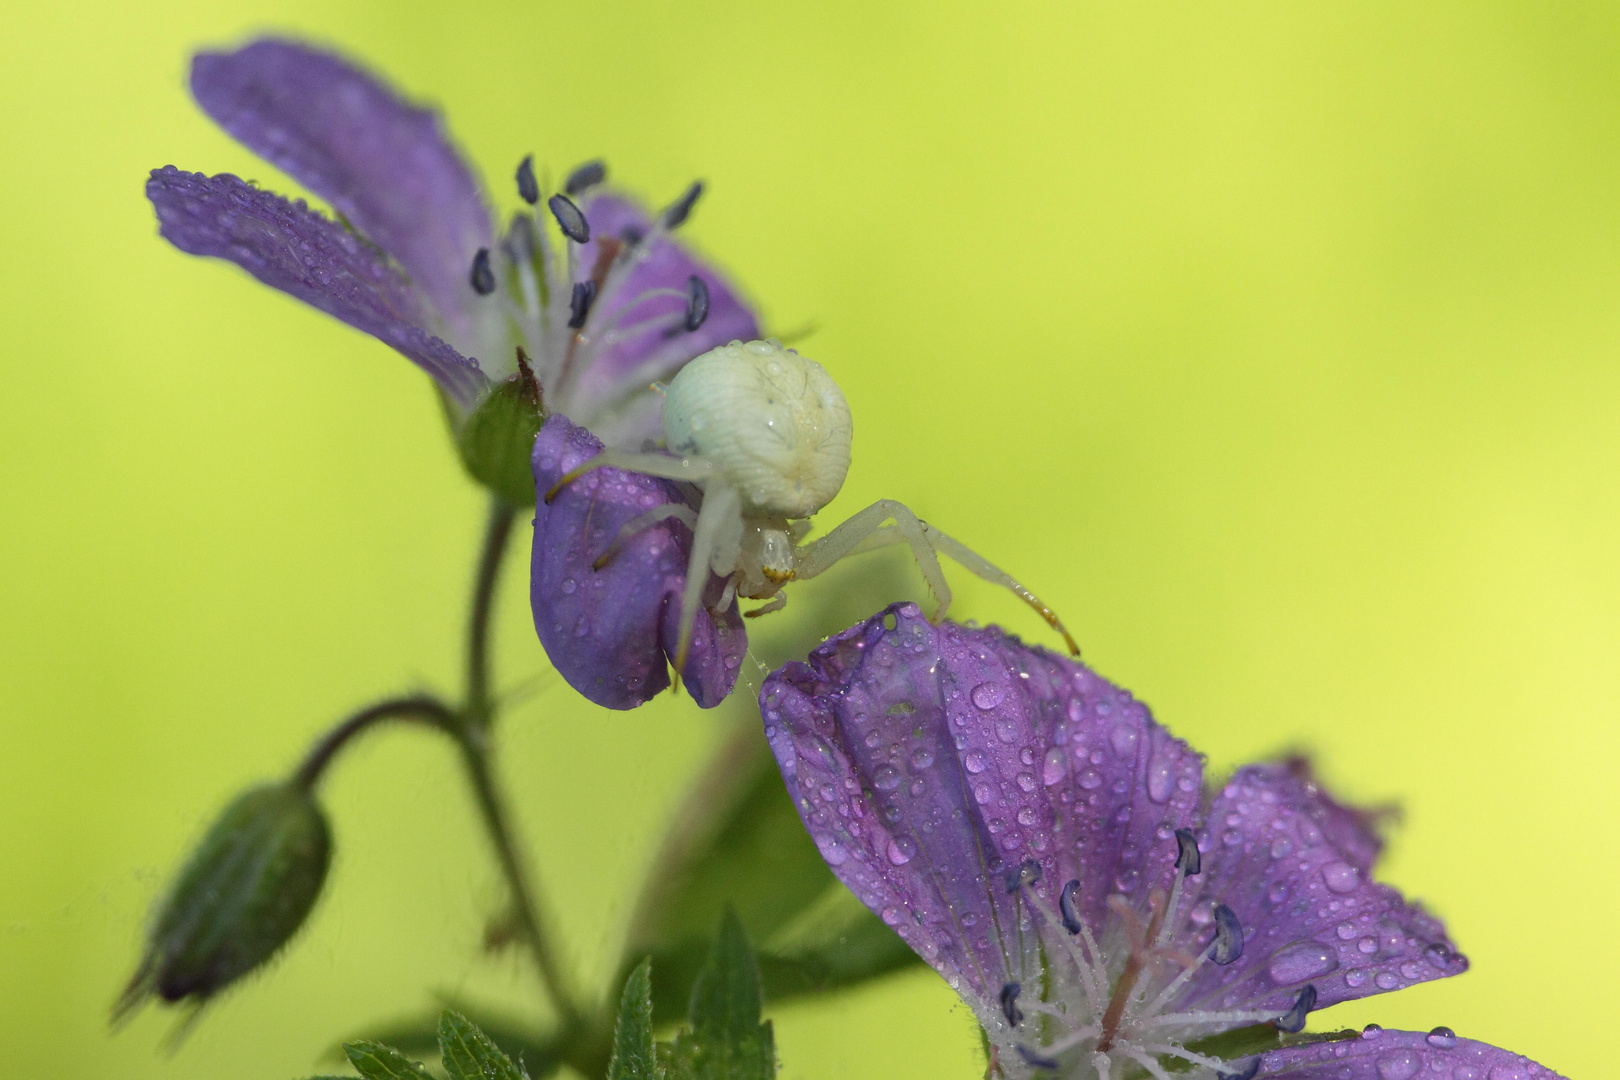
465;498;519;724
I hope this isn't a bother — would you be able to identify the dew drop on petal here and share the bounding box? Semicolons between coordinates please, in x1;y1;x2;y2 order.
873;765;902;792
1266;940;1338;984
911;747;935;770
1146;757;1175;803
1041;747;1067;786
815;833;847;866
1322;861;1360;894
1374;1051;1419;1080
1374;971;1400;990
971;682;1006;710
964;751;989;774
1426;1027;1458;1050
887;836;916;865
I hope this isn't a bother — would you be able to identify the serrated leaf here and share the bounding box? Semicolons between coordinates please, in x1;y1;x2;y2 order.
344;1004;563;1077
343;1040;437;1080
439;1010;527;1080
665;912;775;1080
607;958;660;1080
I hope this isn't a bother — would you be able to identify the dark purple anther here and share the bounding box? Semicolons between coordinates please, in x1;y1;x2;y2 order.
1058;879;1083;935
1005;859;1041;894
662;180;703;228
515;154;539;205
1220;1057;1260;1080
1274;984;1317;1033
548;193;590;243
1211;903;1244;965
1174;828;1201;875
999;982;1023;1027
684;275;710;332
470;248;496;295
1015;1046;1060;1071
568;280;597;330
565;158;606;196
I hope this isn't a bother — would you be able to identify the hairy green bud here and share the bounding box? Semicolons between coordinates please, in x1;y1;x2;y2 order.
116;782;331;1018
457;349;545;506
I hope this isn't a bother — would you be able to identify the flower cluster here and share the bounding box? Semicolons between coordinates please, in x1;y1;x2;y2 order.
147;39;758;707
761;605;1564;1080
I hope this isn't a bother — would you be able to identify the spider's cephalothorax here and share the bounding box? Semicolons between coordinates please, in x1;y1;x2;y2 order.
547;338;1080;683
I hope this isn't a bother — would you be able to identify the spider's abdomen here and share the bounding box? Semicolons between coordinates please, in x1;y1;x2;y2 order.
663;339;852;518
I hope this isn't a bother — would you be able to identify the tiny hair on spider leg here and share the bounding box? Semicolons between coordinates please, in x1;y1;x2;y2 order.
544;339;1080;690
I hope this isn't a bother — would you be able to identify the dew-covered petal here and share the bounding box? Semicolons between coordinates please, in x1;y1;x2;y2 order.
1169;763;1467;1015
190;39;492;335
1254;1027;1567;1080
561;193;759;442
147;167;487;406
529;414;744;709
758;605;1202;1013
1281;755;1390;872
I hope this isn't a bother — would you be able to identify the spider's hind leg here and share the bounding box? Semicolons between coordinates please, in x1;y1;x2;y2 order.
591;503;699;569
670;482;743;691
794;499;954;621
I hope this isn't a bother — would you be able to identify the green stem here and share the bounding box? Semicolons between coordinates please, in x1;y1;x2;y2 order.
290;695;458;792
456;497;585;1030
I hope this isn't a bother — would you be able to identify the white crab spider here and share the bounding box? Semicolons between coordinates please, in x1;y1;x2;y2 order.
545;339;1080;678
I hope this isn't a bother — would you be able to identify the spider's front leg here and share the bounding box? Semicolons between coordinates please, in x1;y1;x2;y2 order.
671;481;743;684
542;447;714;504
793;499;954;619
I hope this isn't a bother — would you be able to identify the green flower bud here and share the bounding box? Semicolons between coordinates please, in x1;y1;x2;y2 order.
116;782;331;1017
457;349;545;506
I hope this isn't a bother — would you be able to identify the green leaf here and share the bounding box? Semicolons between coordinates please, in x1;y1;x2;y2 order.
621;721;922;1025
665;912;775;1080
439;1010;527;1080
607;958;660;1080
343;1040;437;1080
341;1004;564;1077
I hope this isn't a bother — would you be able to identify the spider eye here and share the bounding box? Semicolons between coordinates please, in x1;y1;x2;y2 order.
663;340;853;518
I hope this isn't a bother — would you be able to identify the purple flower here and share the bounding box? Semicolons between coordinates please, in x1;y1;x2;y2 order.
151;39;756;441
761;605;1566;1080
530;414;745;709
148;38;761;708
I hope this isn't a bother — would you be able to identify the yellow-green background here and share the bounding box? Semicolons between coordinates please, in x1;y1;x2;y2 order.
1;2;1609;1076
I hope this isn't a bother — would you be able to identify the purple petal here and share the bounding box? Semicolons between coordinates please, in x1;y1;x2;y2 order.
147;167;487;406
1168;763;1467;1014
1256;1027;1567;1079
564;193;760;420
1281;755;1392;872
191;39;492;335
529;414;744;709
759;604;1203;1008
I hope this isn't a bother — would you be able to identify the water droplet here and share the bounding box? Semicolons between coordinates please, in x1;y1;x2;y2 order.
964;751;989;774
909;779;926;796
1041;748;1067;786
880;906;901;925
1016;807;1038;826
971;682;1006;710
1266;940;1338;984
1016;772;1037;792
560;577;577;594
1358;936;1378;954
573;616;591;637
1270;838;1293;859
1344;968;1366;987
911;747;935;770
973;781;994;805
1374;971;1400;990
815;833;847;866
1322;861;1360;894
1426;1027;1458;1050
873;765;902;792
1146;757;1175;803
1374;1051;1419;1080
1078;767;1103;790
886;837;916;865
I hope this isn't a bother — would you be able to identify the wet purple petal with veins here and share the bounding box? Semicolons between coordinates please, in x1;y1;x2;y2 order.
1282;755;1391;873
147;166;487;406
760;603;1202;1008
1256;1027;1566;1079
564;194;760;423
530;414;744;709
1169;762;1466;1014
190;39;492;334
762;605;1498;1080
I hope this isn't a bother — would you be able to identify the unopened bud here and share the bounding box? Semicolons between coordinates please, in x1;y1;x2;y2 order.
116;782;330;1018
456;349;546;506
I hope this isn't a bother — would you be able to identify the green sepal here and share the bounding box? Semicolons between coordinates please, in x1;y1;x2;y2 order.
342;1002;565;1078
664;911;775;1080
117;781;331;1017
439;1009;528;1080
343;1040;438;1080
607;959;661;1080
455;355;544;507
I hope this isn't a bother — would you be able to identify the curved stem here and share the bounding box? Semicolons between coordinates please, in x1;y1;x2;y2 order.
457;496;585;1029
291;695;459;792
